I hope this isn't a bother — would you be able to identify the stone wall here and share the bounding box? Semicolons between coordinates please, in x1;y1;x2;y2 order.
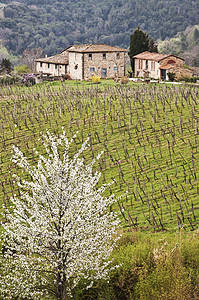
170;66;194;80
36;50;127;80
159;55;184;67
68;52;83;80
83;51;126;79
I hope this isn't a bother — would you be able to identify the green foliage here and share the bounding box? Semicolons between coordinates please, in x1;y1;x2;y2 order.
193;28;199;41
0;58;12;73
167;72;175;82
72;231;199;299
0;0;198;56
149;38;158;53
158;25;199;67
0;74;22;85
0;80;199;298
129;26;149;72
178;77;199;83
14;64;31;74
0;82;198;233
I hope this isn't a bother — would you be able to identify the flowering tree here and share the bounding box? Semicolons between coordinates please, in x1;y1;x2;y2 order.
0;131;120;299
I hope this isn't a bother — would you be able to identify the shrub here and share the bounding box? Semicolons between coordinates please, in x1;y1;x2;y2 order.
62;73;72;80
0;58;12;74
136;244;192;300
0;74;22;85
177;77;199;83
72;232;199;299
14;64;31;74
168;72;176;82
23;73;36;86
120;76;129;84
91;74;101;84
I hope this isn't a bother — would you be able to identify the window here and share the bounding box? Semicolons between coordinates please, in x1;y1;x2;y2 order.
40;62;43;67
167;59;176;65
88;53;92;61
114;66;118;71
90;67;95;72
75;64;78;69
151;61;155;71
139;59;143;69
55;64;58;69
116;53;120;59
48;63;50;68
146;60;148;70
103;53;106;60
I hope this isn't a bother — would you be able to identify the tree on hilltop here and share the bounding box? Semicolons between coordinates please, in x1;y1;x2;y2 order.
0;131;120;300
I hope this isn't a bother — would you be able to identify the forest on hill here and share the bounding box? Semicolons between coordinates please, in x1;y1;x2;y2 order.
158;25;199;67
0;0;198;56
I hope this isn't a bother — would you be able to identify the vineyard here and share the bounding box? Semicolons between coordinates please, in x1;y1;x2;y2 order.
0;81;198;232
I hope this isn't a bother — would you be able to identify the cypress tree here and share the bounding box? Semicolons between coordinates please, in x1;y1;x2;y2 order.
129;26;149;73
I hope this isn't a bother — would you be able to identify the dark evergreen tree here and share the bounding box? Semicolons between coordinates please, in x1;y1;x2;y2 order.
149;38;158;53
129;26;149;73
193;28;199;42
0;58;12;74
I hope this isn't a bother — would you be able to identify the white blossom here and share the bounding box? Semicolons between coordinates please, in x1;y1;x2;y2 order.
0;130;120;299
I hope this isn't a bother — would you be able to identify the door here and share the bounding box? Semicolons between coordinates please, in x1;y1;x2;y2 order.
101;68;107;78
65;64;68;74
161;69;166;80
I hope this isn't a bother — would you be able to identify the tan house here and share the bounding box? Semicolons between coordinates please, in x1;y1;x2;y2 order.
133;51;194;80
35;44;128;80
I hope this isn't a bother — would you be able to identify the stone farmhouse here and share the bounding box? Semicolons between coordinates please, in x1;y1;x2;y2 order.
35;44;128;80
133;51;194;80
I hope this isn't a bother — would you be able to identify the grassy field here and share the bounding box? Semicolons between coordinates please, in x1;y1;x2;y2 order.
0;80;198;233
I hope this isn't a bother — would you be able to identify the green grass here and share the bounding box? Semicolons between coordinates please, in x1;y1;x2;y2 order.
0;80;198;233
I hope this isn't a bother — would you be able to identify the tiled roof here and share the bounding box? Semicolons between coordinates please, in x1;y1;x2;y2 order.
35;52;69;64
64;44;128;53
133;52;169;61
133;51;185;62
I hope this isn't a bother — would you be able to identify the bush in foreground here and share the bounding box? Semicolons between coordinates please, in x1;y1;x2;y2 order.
72;231;199;299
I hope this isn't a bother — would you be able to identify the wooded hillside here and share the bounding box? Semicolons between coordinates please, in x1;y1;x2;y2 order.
0;0;198;56
158;25;199;67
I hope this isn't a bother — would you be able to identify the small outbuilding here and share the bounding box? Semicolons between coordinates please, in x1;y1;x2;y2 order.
133;51;194;80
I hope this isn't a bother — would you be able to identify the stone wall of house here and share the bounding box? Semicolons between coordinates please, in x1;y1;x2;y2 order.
68;52;83;80
159;55;184;67
169;66;194;80
36;62;66;76
83;51;126;79
35;50;127;80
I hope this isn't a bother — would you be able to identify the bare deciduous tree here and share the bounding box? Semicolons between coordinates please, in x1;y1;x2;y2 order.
21;48;43;71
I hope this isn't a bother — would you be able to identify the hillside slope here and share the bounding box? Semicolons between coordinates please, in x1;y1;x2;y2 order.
158;25;199;67
0;0;198;56
0;82;198;232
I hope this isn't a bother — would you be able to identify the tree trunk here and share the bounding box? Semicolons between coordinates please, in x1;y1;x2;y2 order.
57;272;66;300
